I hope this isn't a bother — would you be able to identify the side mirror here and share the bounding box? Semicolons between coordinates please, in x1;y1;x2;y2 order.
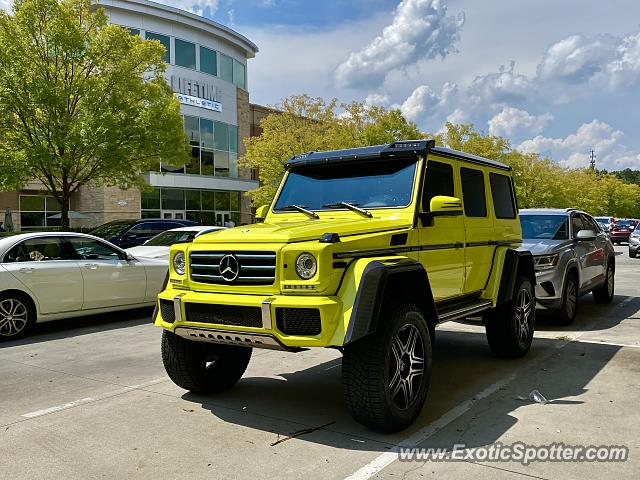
576;229;596;241
429;196;463;216
419;196;463;226
126;252;136;261
255;205;269;222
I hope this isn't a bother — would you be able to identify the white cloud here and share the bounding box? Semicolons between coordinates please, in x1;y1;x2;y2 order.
334;0;465;89
155;0;218;16
364;92;391;107
517;120;630;169
488;107;553;139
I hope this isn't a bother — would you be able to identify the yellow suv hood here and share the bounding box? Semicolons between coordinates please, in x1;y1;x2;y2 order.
194;215;411;244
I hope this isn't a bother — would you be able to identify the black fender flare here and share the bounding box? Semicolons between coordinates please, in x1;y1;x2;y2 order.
497;249;536;306
343;258;437;345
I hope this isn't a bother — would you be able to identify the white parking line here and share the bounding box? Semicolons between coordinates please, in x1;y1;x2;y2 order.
21;378;167;419
344;373;518;480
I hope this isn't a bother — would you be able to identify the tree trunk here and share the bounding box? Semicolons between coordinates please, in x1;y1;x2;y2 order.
60;191;70;229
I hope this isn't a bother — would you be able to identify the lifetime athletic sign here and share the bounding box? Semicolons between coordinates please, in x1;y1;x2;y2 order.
171;76;222;112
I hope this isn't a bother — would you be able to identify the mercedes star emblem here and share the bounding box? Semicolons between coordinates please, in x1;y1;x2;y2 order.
219;254;240;282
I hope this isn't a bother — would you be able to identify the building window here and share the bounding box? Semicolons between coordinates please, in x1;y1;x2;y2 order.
220;53;233;83
126;27;140;36
233;60;246;89
200;46;217;76
141;188;242;226
19;195;64;229
146;32;170;63
175;38;196;69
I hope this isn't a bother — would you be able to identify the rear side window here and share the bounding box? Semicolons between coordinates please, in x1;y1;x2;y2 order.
422;161;454;211
4;237;67;262
489;173;516;219
460;168;487;217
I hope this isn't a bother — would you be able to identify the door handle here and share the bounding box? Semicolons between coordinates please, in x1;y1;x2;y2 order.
19;267;35;274
83;263;99;270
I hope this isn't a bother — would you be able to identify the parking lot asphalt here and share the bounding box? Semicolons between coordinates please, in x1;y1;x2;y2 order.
1;245;639;480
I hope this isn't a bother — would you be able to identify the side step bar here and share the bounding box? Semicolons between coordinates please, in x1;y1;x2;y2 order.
437;300;493;323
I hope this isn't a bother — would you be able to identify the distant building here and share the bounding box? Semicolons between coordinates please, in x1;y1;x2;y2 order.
0;0;259;229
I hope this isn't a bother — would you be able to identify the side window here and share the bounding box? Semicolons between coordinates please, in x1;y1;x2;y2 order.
582;215;600;233
489;173;516;219
571;215;587;238
422;161;455;211
68;237;122;261
4;237;67;262
128;222;158;237
460;167;487;217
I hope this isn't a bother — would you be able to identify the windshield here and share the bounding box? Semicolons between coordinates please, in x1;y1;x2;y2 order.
614;220;632;227
521;215;569;240
273;158;417;212
91;222;133;238
144;230;200;246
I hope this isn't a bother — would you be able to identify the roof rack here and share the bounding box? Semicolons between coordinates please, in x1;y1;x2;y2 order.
285;140;511;171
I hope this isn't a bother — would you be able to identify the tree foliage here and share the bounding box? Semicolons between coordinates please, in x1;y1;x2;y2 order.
435;123;640;218
0;0;188;226
242;95;421;206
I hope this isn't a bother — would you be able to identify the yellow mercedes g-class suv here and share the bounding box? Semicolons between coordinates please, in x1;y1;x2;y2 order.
155;140;536;432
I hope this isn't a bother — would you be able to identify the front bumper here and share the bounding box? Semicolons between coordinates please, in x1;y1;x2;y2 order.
155;287;344;349
534;268;563;311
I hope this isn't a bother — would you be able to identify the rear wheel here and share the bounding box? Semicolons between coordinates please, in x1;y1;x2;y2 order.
342;302;432;432
556;273;578;325
161;330;252;394
0;292;36;341
592;262;614;304
485;276;535;357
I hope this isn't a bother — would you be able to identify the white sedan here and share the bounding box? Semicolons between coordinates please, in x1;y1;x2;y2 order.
125;226;225;260
0;232;168;341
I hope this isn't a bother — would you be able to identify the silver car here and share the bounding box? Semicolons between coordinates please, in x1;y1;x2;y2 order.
520;208;615;324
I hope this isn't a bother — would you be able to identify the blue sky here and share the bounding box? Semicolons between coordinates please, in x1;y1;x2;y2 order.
5;0;632;171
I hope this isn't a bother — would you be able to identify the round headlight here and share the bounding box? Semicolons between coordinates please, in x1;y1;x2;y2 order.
173;252;186;275
295;252;317;280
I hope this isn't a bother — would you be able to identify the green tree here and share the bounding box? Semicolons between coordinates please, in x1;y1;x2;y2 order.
243;95;422;206
0;0;188;227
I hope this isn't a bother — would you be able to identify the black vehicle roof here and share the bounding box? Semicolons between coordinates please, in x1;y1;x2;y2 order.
286;140;511;171
97;219;197;226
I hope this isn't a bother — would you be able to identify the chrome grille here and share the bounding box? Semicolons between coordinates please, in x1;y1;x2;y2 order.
190;251;276;285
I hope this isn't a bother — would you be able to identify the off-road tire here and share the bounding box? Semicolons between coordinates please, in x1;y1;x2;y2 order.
556;272;578;325
592;261;615;304
0;291;36;341
485;276;535;358
342;302;432;432
161;330;252;394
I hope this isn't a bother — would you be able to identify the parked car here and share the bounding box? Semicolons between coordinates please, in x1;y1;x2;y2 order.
520;208;615;325
609;218;634;244
629;228;640;258
594;216;613;232
156;140;538;432
126;226;226;260
0;232;168;341
90;219;197;248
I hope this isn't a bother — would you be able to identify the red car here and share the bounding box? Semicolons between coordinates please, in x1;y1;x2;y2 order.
609;219;634;244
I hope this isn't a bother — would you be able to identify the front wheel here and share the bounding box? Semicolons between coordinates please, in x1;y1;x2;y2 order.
342;303;432;432
629;249;636;259
161;330;252;394
592;262;614;304
485;276;535;357
556;273;578;325
0;292;36;341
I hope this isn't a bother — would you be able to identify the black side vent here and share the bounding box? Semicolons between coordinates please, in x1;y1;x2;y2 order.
276;308;321;336
159;300;175;324
390;233;408;246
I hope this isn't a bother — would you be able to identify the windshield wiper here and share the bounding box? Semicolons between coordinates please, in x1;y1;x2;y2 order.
280;204;319;219
322;201;372;218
